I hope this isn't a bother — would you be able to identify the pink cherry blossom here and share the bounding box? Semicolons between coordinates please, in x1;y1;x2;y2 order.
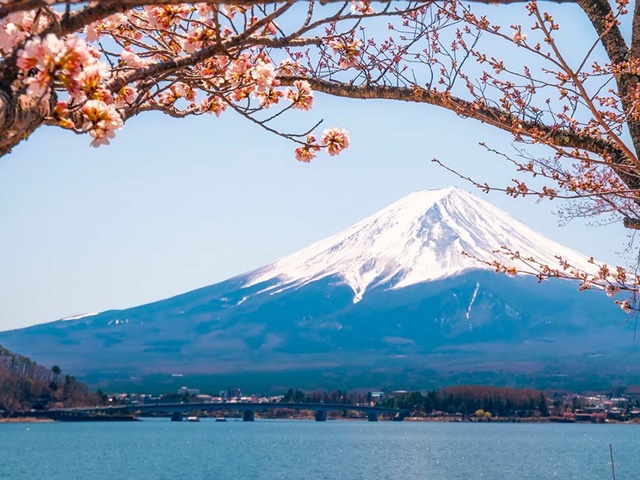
224;54;252;85
175;83;196;101
201;95;227;116
143;5;192;29
295;135;321;163
350;1;374;15
263;22;278;36
84;14;127;42
18;34;104;100
0;21;21;53
114;86;138;107
512;30;527;43
81;100;123;147
76;63;110;100
278;59;304;76
328;37;363;69
120;47;148;68
285;80;313;111
321;127;350;156
196;3;214;17
183;26;215;54
255;87;284;109
0;11;48;53
3;2;355;158
250;59;276;93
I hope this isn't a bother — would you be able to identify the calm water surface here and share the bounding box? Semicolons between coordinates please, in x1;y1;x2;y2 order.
1;420;639;479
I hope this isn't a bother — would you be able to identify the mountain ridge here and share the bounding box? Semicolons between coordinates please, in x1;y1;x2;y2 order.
0;187;632;390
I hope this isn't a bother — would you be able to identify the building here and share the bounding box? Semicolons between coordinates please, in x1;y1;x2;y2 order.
177;386;200;397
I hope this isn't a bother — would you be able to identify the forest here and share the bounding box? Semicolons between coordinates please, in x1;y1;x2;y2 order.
0;345;100;414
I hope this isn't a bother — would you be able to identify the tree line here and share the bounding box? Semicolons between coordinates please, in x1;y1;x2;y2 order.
381;385;549;417
280;385;549;417
281;388;359;405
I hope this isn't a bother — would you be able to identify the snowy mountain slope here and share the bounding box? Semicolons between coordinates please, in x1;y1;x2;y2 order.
246;187;596;301
0;187;630;390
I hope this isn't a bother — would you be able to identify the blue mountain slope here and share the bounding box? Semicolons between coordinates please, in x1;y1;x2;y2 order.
0;270;631;381
0;188;634;388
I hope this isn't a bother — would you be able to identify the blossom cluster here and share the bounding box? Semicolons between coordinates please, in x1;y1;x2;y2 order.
294;128;350;163
14;33;123;146
0;10;49;54
0;2;355;159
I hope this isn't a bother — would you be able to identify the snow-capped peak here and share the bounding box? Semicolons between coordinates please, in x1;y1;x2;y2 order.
246;187;596;301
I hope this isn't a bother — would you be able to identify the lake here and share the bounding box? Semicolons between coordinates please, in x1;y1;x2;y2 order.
1;420;639;479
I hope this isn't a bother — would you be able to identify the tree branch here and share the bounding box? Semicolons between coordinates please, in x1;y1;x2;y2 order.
624;217;640;230
285;76;640;197
0;0;580;21
575;0;640;174
632;1;640;64
106;0;297;92
287;77;620;156
0;0;292;20
575;0;628;66
0;88;56;157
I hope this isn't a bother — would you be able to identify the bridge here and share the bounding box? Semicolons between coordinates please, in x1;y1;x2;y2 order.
44;402;410;422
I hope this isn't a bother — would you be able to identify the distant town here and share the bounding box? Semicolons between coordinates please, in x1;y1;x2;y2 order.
3;347;640;423
95;385;640;423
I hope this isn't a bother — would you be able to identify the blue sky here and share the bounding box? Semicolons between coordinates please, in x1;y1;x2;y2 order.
0;2;630;331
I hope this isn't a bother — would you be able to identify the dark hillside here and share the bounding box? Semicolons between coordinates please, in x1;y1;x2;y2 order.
0;345;99;414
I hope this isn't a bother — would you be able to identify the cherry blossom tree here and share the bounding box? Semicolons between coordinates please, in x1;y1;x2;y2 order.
3;0;640;309
0;0;368;159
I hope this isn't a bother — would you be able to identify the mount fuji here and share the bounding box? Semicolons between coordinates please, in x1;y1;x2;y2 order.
245;187;596;300
0;187;636;390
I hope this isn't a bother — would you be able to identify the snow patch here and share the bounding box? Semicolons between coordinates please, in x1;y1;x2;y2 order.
107;318;130;326
466;282;480;320
466;282;480;330
62;312;98;321
236;296;248;306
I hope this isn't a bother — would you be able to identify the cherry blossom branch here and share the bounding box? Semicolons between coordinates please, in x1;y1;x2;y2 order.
576;0;628;65
284;76;623;158
529;4;640;170
106;1;295;92
464;248;639;312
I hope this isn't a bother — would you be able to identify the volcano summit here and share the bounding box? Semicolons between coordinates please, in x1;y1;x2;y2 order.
246;187;595;300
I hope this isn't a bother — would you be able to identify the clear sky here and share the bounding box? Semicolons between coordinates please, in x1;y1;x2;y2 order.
0;2;631;331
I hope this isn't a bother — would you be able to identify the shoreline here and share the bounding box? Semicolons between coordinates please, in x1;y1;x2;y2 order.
1;417;638;425
0;417;55;423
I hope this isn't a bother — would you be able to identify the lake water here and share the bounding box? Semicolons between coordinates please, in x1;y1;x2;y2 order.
1;419;639;479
